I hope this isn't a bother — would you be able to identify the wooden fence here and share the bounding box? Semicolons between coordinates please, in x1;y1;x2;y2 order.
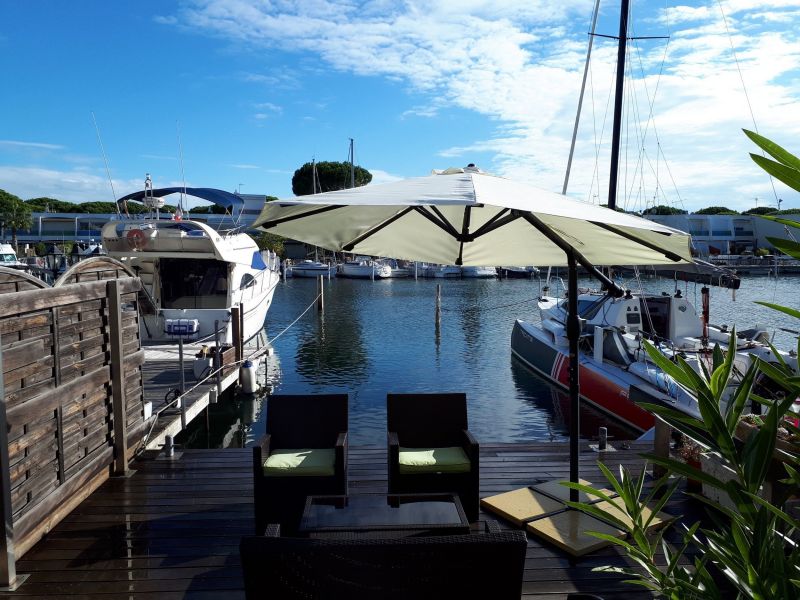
0;264;146;588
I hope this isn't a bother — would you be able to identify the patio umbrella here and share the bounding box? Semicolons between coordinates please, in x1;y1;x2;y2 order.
253;166;693;500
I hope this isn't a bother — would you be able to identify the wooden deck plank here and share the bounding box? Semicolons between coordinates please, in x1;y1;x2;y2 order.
3;441;698;599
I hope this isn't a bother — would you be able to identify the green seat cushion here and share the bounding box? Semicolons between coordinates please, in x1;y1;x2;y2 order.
398;446;472;474
263;448;336;477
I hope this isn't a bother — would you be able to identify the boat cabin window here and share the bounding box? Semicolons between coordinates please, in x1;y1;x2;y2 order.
159;258;229;309
0;253;17;264
240;273;256;290
639;296;670;339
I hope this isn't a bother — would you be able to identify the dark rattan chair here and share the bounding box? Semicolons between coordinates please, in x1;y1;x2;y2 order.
239;522;527;599
387;393;480;521
253;394;348;535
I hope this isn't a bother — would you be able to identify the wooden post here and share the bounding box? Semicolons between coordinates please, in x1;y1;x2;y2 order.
232;305;242;364
0;333;19;589
653;416;672;479
107;280;129;476
317;275;325;312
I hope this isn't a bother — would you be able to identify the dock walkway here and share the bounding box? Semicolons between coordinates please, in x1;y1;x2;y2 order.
4;441;702;599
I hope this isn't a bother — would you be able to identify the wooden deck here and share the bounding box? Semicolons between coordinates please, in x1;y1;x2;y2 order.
5;441;697;599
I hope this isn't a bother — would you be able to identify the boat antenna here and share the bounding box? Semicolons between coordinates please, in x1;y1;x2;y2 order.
176;120;186;220
312;157;318;194
91;112;121;216
563;0;601;196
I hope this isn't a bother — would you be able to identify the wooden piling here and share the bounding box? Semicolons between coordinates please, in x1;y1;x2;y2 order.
232;305;242;363
435;284;441;330
317;275;325;312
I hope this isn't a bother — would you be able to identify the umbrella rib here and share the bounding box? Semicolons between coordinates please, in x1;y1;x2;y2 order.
518;211;624;296
427;206;461;238
412;206;461;240
589;221;683;262
258;204;345;229
470;210;518;239
342;206;415;252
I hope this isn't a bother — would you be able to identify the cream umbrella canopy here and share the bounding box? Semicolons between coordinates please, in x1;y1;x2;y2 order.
253;166;693;500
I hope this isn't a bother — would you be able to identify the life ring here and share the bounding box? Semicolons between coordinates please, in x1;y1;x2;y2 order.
126;228;147;250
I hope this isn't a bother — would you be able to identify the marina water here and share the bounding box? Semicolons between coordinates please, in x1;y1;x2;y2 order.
189;274;800;448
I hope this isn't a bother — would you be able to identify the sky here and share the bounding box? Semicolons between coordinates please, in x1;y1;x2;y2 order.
1;0;799;213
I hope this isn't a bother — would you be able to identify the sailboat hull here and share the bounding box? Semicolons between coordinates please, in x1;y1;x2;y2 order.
511;319;655;431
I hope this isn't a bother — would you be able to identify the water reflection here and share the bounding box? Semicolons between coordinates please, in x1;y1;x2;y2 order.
294;283;369;385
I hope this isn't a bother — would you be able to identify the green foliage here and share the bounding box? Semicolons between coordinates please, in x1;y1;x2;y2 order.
77;201;119;213
255;232;285;257
776;208;800;215
742;206;778;216
754;247;771;257
24;197;80;213
642;205;688;215
569;329;800;599
0;189;33;249
188;204;227;215
291;161;372;196
694;206;739;215
745;129;800;193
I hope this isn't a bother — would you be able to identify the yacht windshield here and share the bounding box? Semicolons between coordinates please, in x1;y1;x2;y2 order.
0;254;17;263
160;258;229;309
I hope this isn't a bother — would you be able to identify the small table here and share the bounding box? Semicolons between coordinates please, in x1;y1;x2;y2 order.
299;493;470;538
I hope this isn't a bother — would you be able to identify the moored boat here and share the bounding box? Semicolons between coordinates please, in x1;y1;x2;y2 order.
461;266;497;278
102;179;281;345
288;259;336;278
511;285;796;431
338;257;391;279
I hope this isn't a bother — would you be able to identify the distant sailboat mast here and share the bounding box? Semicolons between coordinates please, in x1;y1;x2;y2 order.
348;138;355;189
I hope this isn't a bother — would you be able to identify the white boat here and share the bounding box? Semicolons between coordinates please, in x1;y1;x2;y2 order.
498;266;539;279
102;180;281;345
0;243;27;270
511;284;796;432
288;260;336;278
424;264;461;278
338;257;391;279
378;258;411;278
461;266;497;278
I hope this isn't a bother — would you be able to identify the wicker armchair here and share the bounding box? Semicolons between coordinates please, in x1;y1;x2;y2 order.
239;521;527;599
252;394;348;535
387;393;480;521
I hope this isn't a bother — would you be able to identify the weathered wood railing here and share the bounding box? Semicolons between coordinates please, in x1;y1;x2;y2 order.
0;267;145;588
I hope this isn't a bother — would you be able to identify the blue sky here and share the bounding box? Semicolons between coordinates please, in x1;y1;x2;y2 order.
1;0;799;212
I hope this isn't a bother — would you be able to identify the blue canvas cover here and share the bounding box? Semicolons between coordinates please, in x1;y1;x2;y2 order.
117;187;245;212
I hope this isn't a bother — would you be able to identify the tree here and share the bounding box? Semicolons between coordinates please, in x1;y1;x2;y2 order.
641;205;688;215
694;206;738;215
24;197;79;213
77;201;120;214
291;161;372;196
742;206;777;215
0;190;33;251
255;232;285;257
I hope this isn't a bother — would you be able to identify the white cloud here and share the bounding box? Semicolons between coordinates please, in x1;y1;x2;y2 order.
160;1;800;210
0;166;144;203
230;163;260;169
0;140;64;151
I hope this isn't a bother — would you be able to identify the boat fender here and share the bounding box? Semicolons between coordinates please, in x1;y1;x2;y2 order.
240;360;258;395
126;228;147;250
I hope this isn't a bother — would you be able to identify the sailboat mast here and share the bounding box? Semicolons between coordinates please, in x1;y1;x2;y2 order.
348;138;355;189
607;0;630;211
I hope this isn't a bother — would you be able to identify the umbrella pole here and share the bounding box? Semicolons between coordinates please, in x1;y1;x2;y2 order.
567;251;581;502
